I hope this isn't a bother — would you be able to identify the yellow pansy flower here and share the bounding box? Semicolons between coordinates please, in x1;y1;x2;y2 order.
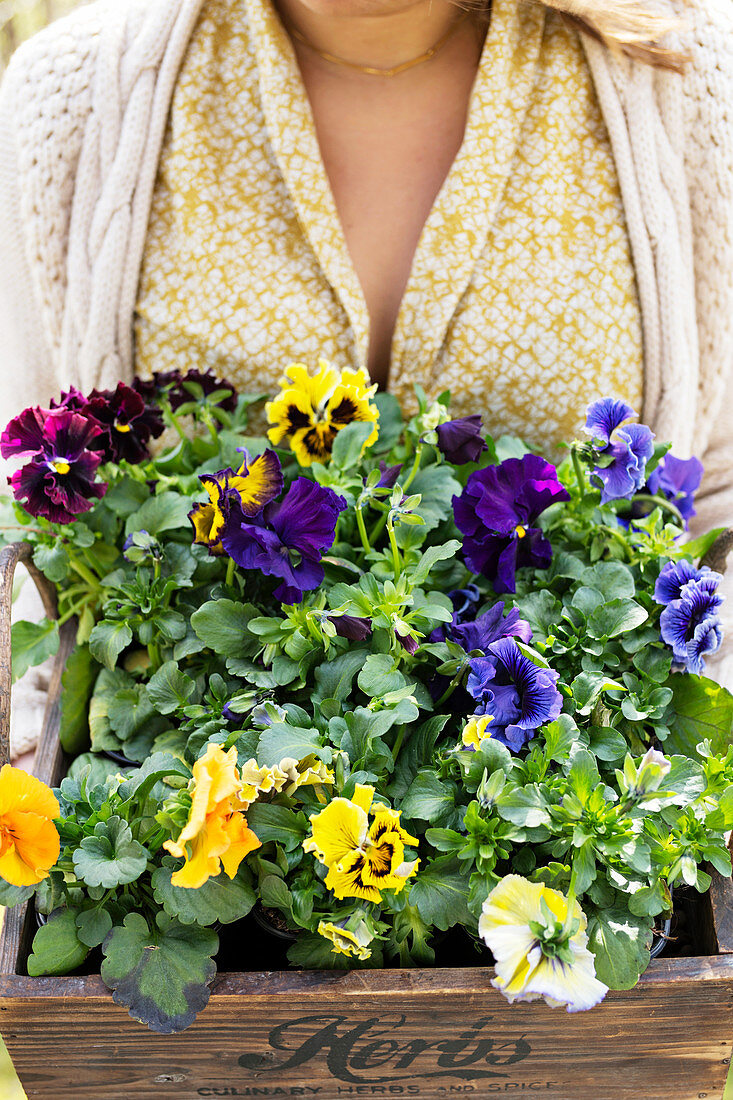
303;784;419;902
478;875;608;1013
0;765;60;887
318;917;373;960
461;714;495;751
266;360;379;467
189;449;283;553
275;755;335;797
163;744;261;888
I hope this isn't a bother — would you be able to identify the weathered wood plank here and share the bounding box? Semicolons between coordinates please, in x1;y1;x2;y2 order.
0;964;732;1099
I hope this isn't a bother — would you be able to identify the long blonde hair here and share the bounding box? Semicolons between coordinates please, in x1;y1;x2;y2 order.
537;0;687;71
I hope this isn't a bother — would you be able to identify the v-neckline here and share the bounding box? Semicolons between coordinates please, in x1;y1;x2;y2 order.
243;0;545;395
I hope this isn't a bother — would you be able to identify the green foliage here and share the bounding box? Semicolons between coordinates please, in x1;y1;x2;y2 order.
101;913;218;1033
28;910;90;976
11;618;59;682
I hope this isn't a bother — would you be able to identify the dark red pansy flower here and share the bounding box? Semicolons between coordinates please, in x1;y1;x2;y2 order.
83;382;164;463
172;368;237;413
2;407;106;524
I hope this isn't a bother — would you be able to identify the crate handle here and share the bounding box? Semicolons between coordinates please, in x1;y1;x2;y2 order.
0;542;58;769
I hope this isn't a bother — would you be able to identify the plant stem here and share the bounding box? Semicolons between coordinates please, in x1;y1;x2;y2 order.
68;557;101;591
392;725;406;763
571;446;586;501
632;493;686;527
355;503;371;554
435;666;466;708
225;557;236;587
401;443;424;493
387;517;401;581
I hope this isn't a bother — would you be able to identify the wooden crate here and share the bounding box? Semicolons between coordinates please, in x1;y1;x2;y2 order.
1;544;733;1100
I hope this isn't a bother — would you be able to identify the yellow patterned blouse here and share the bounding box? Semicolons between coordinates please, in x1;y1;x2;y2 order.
134;0;643;454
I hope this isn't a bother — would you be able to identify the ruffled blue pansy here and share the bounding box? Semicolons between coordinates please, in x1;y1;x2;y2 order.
655;560;724;674
466;637;562;752
584;398;654;505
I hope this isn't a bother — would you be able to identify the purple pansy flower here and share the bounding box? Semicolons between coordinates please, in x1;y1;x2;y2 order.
647;455;704;528
435;416;488;465
83;382;165;464
453;455;570;594
659;586;723;674
466;637;562;753
654;560;722;606
1;407;106;524
452;602;533;654
584;398;655;505
375;462;403;490
221;478;347;603
654;560;724;674
333;615;373;641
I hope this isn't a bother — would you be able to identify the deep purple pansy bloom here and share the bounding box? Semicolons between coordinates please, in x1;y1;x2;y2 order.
654;560;722;606
376;462;403;490
647;455;704;528
453;454;570;594
333;615;373;641
221;478;347;603
584;398;655;505
1;407;106;524
466;637;562;753
430;584;483;643
83;382;165;464
452;602;533;654
435;416;488;465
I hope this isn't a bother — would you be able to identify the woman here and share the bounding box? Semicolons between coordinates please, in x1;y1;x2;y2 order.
0;0;731;658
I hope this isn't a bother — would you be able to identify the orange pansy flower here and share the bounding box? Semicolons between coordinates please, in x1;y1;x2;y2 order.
0;765;60;887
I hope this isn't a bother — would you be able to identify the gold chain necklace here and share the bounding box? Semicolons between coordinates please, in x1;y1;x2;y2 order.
287;14;468;77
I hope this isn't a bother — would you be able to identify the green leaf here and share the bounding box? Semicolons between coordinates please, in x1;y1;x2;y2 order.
542;715;581;763
33;542;70;583
190;600;260;660
152;862;256;926
571;671;625;715
76;908;113;949
401;771;455;824
27;909;90;976
410;856;472;931
257;724;330;768
567;750;601;806
245;803;309;852
513;591;560;643
409;541;462;588
581;562;636;600
331;421;374;469
117;752;191;805
59;645;97;753
146;661;196;715
587;599;648;640
11;619;60;682
665;674;733;758
683;528;726;561
101;912;218;1034
357;654;406;698
124;491;193;537
0;878;35;907
88;620;133;671
72;816;149;888
588;727;628;762
496;784;551;827
587;906;652;990
372;392;403;452
410;465;462;532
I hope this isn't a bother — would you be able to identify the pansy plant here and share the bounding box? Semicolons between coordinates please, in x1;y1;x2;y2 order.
1;370;732;1032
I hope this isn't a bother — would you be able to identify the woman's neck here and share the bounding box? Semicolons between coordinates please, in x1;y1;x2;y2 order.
274;0;467;75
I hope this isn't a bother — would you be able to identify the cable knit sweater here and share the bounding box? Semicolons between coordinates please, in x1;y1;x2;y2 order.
0;0;732;681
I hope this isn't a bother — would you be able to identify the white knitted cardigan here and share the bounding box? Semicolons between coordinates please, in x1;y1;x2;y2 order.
0;0;732;650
